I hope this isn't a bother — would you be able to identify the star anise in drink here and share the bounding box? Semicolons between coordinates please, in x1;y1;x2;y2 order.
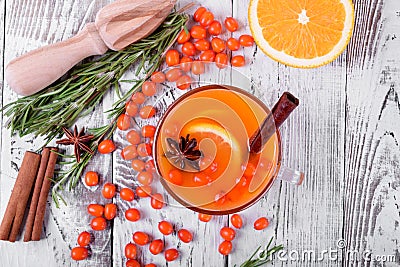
56;126;94;163
165;134;202;171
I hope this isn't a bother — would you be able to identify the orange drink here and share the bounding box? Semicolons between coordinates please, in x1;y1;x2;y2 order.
154;85;281;215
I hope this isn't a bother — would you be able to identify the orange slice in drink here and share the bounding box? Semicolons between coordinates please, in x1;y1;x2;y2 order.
249;0;354;68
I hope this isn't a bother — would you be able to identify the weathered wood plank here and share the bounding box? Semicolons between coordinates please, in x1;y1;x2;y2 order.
344;0;400;266
0;0;114;266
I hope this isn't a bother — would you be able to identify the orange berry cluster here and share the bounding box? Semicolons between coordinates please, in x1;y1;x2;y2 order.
198;212;270;256
166;6;255;71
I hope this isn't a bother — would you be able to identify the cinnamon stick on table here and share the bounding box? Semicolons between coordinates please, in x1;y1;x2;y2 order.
31;148;58;241
24;148;51;242
0;151;41;242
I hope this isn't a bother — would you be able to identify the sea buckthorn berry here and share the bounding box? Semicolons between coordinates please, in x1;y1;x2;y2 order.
220;227;236;241
227;38;240;51
178;229;193;243
125;208;141;222
137;143;152;157
199;50;216;62
198;213;212;222
126;130;141;145
224;17;239;32
151;193;164;209
85;171;99;187
142;81;157;97
77;231;91;247
231;55;246;67
194;39;210;51
215;192;227;205
149;239;164;255
193;172;209;186
176;75;192;90
139;105;156;119
165;49;180;66
180;56;193;72
131;92;146;104
254;217;269;230
177;29;191;44
168;169;183;185
144;264;157;267
193;7;207;22
121;145;138;160
90;217;107;231
117;114;131;131
98;139;116;154
239;34;255;47
218;240;232;255
208;20;222;36
71;247;89;261
166;68;183;82
215;53;229;69
133;231;150;246
126;260;140;267
151;71;166;83
191;61;205;75
120;188;135;201
126;101;138;117
164;248;179;262
211;37;226;53
104;203;117;220
102;183;117;199
158;220;173;235
242;162;256;178
141;125;156;138
87;204;104;217
145;159;156;173
199;11;214;27
137;171;153;186
190;25;207;39
125;243;137;259
131;159;145;172
181;42;196;56
136;185;152;198
230;214;243;229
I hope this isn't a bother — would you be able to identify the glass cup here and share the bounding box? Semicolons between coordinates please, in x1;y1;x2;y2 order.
151;62;304;215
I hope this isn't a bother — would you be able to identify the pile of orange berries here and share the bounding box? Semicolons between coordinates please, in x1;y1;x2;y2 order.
166;6;255;72
70;6;270;266
198;213;270;256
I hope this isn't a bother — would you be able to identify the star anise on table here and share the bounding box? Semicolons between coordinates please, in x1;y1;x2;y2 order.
165;134;203;171
56;126;94;163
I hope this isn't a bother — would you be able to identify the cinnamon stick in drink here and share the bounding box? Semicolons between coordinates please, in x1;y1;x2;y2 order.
249;92;299;154
0;151;41;242
31;148;58;241
24;147;51;242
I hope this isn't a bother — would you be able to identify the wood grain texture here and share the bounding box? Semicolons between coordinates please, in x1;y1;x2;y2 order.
344;0;400;266
0;0;114;266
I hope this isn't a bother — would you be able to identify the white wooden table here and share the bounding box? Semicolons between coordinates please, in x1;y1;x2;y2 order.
1;0;400;266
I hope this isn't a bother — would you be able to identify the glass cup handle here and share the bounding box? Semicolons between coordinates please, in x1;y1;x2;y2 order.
276;166;304;185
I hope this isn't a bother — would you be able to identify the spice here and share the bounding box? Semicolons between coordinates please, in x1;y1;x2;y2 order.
31;148;59;241
165;134;203;171
23;148;51;241
0;151;41;242
56;126;94;163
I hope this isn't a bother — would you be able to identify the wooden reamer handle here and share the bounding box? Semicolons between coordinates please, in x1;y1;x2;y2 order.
5;23;108;96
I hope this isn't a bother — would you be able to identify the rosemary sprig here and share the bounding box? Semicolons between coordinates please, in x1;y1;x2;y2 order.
235;237;284;267
52;122;117;207
0;12;188;207
2;12;188;145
